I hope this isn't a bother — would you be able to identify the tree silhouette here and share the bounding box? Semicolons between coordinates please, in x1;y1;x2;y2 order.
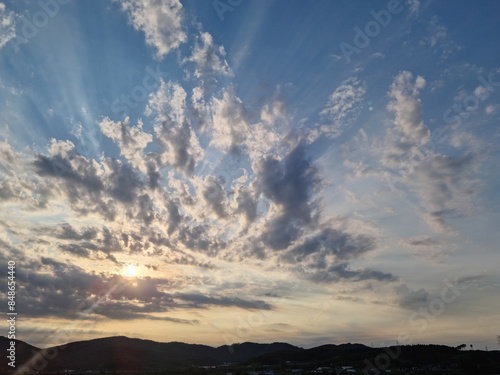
456;344;466;350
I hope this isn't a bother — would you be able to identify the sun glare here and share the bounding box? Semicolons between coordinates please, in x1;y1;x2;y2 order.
124;264;137;277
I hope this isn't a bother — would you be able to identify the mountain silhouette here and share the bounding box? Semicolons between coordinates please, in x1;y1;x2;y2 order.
0;336;301;372
1;336;500;373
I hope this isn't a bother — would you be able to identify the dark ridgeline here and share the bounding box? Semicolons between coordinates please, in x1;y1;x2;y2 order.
1;336;500;374
0;336;300;372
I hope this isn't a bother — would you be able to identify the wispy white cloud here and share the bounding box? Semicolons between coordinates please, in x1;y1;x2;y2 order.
419;16;462;60
181;31;232;80
342;71;484;233
116;0;186;59
485;104;498;115
210;86;250;155
0;2;16;49
319;77;366;138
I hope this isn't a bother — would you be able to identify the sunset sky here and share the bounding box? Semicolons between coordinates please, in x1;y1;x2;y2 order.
1;0;499;349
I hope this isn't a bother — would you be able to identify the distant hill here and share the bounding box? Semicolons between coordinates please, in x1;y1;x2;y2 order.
1;335;39;370
243;343;500;374
0;336;301;372
1;336;500;374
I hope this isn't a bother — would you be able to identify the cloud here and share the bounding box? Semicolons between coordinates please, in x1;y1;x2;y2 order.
406;236;439;247
419;16;462;60
340;72;482;232
104;157;145;203
394;283;428;309
116;0;186;59
408;153;478;231
0;142;53;209
0;255;97;318
146;81;204;175
173;293;272;310
34;224;98;242
31;225;128;263
385;71;429;152
98;117;153;171
303;263;397;284
136;193;156;225
32;140;113;218
407;0;420;16
211;87;250;155
32;139;160;224
283;227;376;264
201;175;229;219
181;31;232;80
177;223;226;256
235;185;259;231
165;198;183;235
261;99;286;126
0;3;16;49
164;253;216;270
257;144;319;250
485;104;498;115
153;117;203;175
0;249;266;322
320;77;366;138
145;80;186;124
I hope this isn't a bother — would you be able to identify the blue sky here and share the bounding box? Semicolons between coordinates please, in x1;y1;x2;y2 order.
1;0;499;349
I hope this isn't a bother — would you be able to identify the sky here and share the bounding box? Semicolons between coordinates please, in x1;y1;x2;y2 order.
0;0;499;350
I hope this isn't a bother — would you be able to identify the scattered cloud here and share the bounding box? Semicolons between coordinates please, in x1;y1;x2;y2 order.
116;0;186;59
0;3;16;49
394;283;428;309
181;31;232;80
99;117;153;171
320;77;366;138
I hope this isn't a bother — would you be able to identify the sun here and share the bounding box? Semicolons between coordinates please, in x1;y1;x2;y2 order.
124;264;137;277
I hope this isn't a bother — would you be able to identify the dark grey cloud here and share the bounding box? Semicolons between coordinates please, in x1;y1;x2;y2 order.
30;225;124;263
302;263;397;284
235;185;259;228
394;283;429;309
144;263;159;271
177;224;226;256
33;153;104;194
32;224;98;241
173;293;272;310
147;160;161;190
258;144;320;250
202;175;228;219
136;193;156;225
408;236;440;246
165;254;216;269
31;143;173;228
0;240;28;262
165;199;183;235
0;181;17;201
283;227;376;263
58;243;96;258
33;151;115;220
154;117;199;175
105;157;145;203
57;224;98;241
2;256;97;318
0;254;227;321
